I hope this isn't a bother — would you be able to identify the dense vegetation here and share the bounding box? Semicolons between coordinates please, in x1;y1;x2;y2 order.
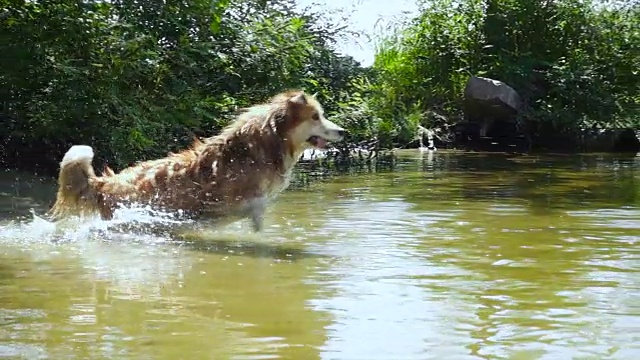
1;0;369;172
1;0;639;174
368;0;640;146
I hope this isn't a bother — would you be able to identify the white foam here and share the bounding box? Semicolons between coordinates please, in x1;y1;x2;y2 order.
60;145;94;166
0;204;194;246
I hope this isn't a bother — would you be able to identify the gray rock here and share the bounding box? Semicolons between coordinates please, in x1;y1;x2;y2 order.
461;76;523;140
464;76;521;113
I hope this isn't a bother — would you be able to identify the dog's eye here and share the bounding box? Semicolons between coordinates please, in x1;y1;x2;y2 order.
312;113;320;121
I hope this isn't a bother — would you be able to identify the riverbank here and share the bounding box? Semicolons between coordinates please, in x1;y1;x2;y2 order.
3;1;637;178
2;134;638;182
0;139;399;179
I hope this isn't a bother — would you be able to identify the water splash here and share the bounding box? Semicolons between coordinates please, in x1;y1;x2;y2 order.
0;204;205;299
0;204;197;246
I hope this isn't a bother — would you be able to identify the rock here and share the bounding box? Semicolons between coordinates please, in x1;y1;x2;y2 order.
464;76;521;114
463;76;522;137
452;76;527;152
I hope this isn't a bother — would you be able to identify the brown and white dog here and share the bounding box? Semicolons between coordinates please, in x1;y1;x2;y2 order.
47;90;345;231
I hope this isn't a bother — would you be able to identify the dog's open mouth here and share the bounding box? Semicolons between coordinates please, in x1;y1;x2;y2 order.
307;136;329;149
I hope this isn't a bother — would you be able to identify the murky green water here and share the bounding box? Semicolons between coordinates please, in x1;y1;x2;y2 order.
1;150;639;359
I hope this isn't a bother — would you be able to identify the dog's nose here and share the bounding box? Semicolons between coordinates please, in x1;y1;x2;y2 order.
336;129;346;137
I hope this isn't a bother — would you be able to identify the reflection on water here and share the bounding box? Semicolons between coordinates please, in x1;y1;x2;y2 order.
1;151;639;359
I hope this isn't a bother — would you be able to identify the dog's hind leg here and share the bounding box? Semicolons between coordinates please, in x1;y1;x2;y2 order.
247;197;267;232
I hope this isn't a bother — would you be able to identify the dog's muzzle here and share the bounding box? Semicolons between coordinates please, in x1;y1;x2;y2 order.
306;118;346;149
320;119;346;141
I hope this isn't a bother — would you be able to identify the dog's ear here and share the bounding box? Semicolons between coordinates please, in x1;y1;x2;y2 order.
289;92;307;105
311;92;319;98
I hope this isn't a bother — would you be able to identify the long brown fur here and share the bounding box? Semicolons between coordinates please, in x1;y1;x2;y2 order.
47;90;344;231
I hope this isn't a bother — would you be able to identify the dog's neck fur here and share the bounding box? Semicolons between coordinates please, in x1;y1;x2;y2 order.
196;104;303;178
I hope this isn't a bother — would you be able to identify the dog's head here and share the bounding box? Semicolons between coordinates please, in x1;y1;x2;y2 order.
278;91;345;150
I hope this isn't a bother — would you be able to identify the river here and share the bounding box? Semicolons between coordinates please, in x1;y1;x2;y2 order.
1;150;638;359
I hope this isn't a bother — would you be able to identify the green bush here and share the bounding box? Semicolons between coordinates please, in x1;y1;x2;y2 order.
0;0;367;171
368;0;640;143
1;0;638;171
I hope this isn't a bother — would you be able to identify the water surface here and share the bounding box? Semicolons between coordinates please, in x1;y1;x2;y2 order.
1;150;639;359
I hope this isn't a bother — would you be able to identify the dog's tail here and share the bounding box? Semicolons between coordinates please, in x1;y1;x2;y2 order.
48;145;101;220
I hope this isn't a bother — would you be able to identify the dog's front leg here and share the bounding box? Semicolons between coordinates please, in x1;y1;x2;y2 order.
248;197;267;232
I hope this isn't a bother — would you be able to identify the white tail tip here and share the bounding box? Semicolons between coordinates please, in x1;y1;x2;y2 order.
61;145;95;166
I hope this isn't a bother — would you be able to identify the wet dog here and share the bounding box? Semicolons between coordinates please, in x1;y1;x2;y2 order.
48;90;345;231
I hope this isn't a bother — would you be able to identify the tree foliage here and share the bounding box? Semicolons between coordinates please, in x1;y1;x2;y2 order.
368;0;640;145
1;0;638;172
0;0;366;171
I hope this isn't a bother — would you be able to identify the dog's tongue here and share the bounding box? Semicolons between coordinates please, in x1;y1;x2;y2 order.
316;137;328;149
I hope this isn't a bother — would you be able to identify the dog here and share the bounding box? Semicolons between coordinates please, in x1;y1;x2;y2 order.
47;90;345;232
